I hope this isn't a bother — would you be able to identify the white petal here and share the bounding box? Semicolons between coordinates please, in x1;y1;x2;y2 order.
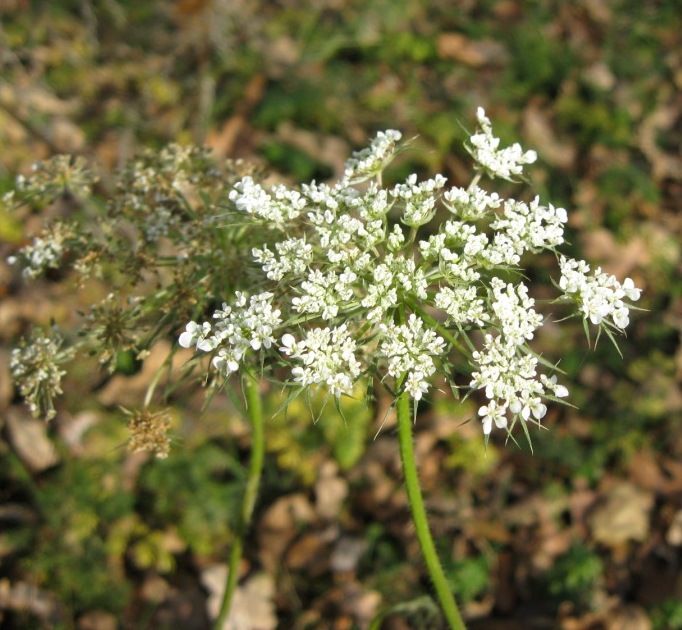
178;332;193;348
554;384;569;398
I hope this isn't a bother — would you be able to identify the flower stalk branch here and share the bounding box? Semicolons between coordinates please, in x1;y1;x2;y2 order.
396;387;466;630
215;370;265;630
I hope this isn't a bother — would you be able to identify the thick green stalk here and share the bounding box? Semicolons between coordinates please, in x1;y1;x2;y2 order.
396;389;466;630
215;371;265;630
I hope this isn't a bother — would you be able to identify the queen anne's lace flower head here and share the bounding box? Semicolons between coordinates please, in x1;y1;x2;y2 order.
177;109;642;438
10;328;75;420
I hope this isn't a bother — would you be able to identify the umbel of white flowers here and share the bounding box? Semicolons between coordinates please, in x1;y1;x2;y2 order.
179;107;641;436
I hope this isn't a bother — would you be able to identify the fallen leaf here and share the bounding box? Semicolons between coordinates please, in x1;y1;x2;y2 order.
202;567;277;630
5;407;60;472
98;341;187;407
638;104;682;182
560;602;651;630
335;579;382;628
285;531;329;572
314;460;348;520
666;509;682;546
583;61;616;91
589;482;654;546
276;122;349;182
57;410;101;456
76;610;118;630
523;100;577;169
580;228;649;279
0;578;60;623
330;536;369;574
626;450;682;497
257;493;317;571
206;74;266;159
437;33;508;67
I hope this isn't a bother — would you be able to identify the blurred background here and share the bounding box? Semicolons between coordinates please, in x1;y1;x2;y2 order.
0;1;680;628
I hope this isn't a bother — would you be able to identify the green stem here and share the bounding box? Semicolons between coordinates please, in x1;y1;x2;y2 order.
396;389;466;630
467;172;482;192
214;371;265;630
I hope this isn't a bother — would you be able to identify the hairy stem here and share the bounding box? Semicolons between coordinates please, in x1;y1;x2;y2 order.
215;371;265;630
396;389;466;630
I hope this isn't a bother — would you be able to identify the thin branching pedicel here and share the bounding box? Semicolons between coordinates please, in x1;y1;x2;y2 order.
179;109;642;440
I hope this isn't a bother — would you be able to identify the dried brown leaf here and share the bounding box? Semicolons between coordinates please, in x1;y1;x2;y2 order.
437;33;508;67
314;460;348;520
638;104;682;182
523;101;577;169
5;407;60;472
0;579;60;623
589;482;654;546
202;567;277;630
257;493;317;571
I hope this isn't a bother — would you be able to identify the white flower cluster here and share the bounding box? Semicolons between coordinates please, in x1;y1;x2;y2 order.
361;255;428;322
467;107;537;181
490;196;567;254
435;285;489;326
179;110;642;437
252;238;313;281
443;186;502;220
343;130;403;184
228;176;306;225
379;314;445;400
6;223;71;279
292;268;357;320
280;325;362;397
179;292;281;376
559;256;642;329
391;173;447;227
467;277;563;435
490;278;543;346
470;334;568;435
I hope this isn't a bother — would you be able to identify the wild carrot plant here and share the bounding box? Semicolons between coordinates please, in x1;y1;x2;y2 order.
8;109;641;628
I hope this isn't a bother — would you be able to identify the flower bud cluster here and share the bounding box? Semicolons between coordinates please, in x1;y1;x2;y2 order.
7;147;274;423
179;109;642;437
6;222;73;279
13;155;96;204
10;328;75;420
